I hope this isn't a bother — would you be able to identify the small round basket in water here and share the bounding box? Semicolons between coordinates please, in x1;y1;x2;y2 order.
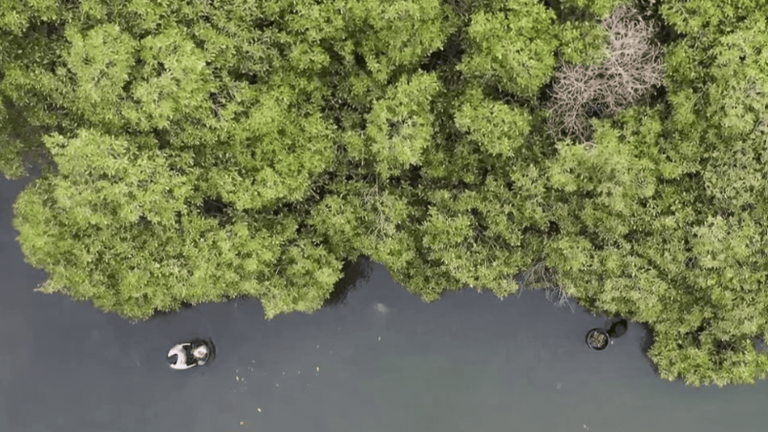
586;328;610;351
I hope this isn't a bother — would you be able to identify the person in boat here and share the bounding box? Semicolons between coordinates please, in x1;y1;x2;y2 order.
191;342;210;366
167;341;210;370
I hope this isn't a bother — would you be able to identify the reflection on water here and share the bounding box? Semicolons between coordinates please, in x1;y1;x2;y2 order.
152;302;196;320
638;322;659;375
323;257;373;308
606;318;628;339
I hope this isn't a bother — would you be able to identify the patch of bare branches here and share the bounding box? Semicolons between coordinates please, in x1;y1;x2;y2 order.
545;2;664;144
518;261;575;312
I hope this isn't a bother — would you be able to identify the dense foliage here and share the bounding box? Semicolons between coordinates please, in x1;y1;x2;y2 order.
2;0;768;386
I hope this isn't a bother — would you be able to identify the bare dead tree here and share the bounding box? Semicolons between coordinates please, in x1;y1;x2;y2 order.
545;2;664;143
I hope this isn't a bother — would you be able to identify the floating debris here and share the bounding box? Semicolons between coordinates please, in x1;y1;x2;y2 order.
240;422;244;425
258;408;262;413
316;366;319;372
378;336;381;341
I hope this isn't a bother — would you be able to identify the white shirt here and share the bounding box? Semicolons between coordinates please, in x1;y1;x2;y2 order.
168;343;194;370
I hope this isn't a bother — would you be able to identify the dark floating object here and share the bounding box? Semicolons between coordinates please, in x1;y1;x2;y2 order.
607;319;628;338
586;328;610;351
167;339;215;370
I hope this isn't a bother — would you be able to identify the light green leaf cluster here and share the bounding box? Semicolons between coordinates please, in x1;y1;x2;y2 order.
199;73;337;210
559;0;634;19
555;20;611;65
63;24;136;130
659;0;768;36
458;0;559;97
43;130;194;227
345;0;459;83
454;83;533;156
365;71;441;179
13;131;300;318
0;0;58;35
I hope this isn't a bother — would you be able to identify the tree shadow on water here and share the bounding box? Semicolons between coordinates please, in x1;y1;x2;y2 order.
604;317;629;339
601;317;660;376
151;302;197;320
323;257;374;309
638;322;660;376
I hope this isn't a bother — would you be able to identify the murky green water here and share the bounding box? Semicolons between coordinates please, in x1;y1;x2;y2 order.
2;175;767;432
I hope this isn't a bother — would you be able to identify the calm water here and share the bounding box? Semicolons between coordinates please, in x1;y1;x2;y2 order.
2;174;767;432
